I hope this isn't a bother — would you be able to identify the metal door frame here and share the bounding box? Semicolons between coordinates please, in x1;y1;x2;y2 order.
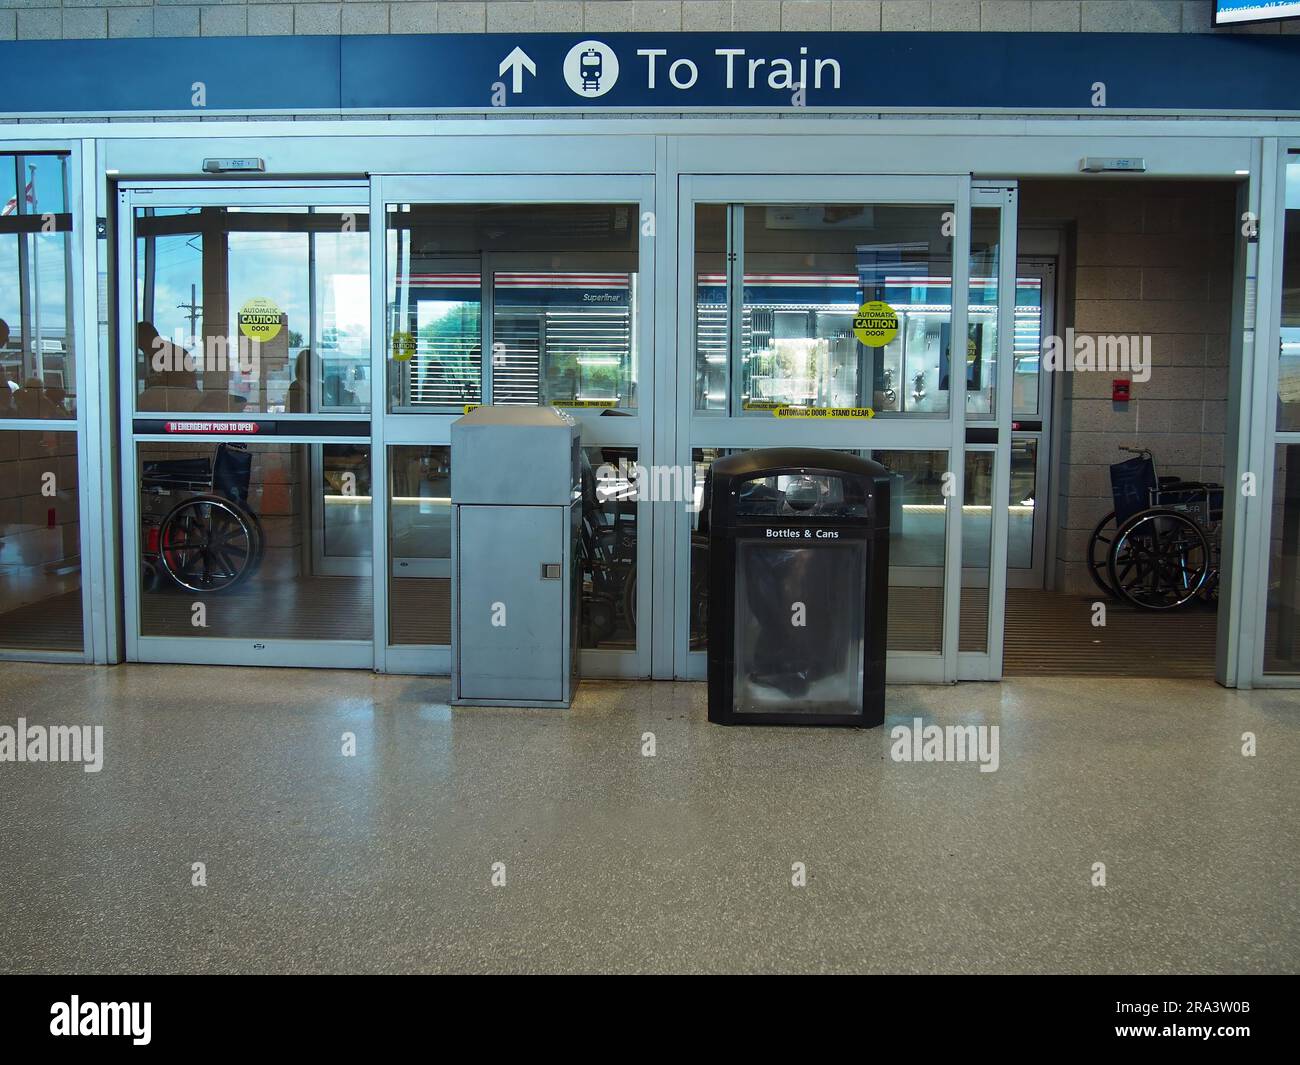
1246;141;1300;686
0;140;105;664
958;182;1018;681
674;173;974;684
1005;256;1056;591
116;181;374;668
371;173;656;679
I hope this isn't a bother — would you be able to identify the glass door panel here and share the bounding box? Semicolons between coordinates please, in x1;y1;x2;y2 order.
491;262;638;409
387;443;451;645
1264;158;1300;673
121;184;373;668
0;429;82;651
0;150;84;658
0;153;76;422
136;440;373;641
375;176;653;678
679;174;970;683
385;204;640;413
695;201;957;417
1006;260;1054;589
133;204;370;416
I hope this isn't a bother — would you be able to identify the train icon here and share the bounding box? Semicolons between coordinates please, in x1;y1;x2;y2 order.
580;48;603;92
563;40;619;98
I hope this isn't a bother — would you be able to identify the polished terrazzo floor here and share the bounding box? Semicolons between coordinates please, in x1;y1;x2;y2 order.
0;663;1296;974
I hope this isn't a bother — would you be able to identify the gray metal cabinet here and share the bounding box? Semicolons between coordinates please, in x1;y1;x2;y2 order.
455;504;567;703
450;406;580;708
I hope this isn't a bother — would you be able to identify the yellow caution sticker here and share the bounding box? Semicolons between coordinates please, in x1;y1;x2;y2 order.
463;404;481;414
554;398;618;408
852;300;899;348
237;297;284;343
772;406;875;419
392;331;416;362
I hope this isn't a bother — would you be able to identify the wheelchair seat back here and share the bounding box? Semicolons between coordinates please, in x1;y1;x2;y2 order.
212;443;254;506
1109;454;1158;524
141;456;211;491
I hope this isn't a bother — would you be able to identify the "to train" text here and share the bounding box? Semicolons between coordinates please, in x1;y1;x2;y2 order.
637;47;842;92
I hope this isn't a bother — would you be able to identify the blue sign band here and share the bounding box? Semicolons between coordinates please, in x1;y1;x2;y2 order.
1;32;1298;115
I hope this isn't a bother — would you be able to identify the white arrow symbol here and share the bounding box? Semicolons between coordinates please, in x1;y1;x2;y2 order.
499;47;537;95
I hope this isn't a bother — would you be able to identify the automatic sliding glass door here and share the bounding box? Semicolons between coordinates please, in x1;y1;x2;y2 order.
677;175;973;683
0;148;89;660
118;183;374;668
373;176;655;678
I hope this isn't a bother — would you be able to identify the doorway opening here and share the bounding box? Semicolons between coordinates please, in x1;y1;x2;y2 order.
1003;179;1237;679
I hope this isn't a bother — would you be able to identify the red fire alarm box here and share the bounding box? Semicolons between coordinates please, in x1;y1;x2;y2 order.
1112;378;1131;403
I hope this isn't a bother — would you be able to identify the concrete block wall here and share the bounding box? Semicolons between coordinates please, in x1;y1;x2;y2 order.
1019;179;1236;596
1;0;1297;42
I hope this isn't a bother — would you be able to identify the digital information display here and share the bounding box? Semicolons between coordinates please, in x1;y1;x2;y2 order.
1214;0;1300;25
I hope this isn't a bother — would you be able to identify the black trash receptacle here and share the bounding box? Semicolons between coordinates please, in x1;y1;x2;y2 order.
703;448;891;728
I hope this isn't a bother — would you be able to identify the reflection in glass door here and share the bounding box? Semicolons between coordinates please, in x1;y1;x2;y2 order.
375;178;654;678
0;150;87;657
1264;155;1300;674
679;175;972;683
1007;260;1055;589
119;185;374;668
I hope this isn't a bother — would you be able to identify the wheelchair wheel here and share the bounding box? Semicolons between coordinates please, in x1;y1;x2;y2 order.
158;494;262;593
1086;511;1120;598
1107;508;1211;611
1200;569;1220;605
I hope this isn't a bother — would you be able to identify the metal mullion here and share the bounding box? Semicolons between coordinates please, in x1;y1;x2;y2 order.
727;204;743;418
381;415;457;447
133;413;373;423
117;186;143;662
115;182;367;206
673;176;699;680
651;145;677;680
129;434;371;446
130;637;374;670
943;179;972;684
0;419;78;433
15;155;33;383
689;174;962;206
1248;141;1290;684
985;185;1019;679
481;252;494;404
379;174;651;206
95;136;122;665
70;140;99;663
619;172;657;678
369;175;388;671
689;417;954;451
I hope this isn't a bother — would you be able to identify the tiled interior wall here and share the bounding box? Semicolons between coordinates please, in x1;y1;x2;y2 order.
1020;179;1236;596
1;1;1296;41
